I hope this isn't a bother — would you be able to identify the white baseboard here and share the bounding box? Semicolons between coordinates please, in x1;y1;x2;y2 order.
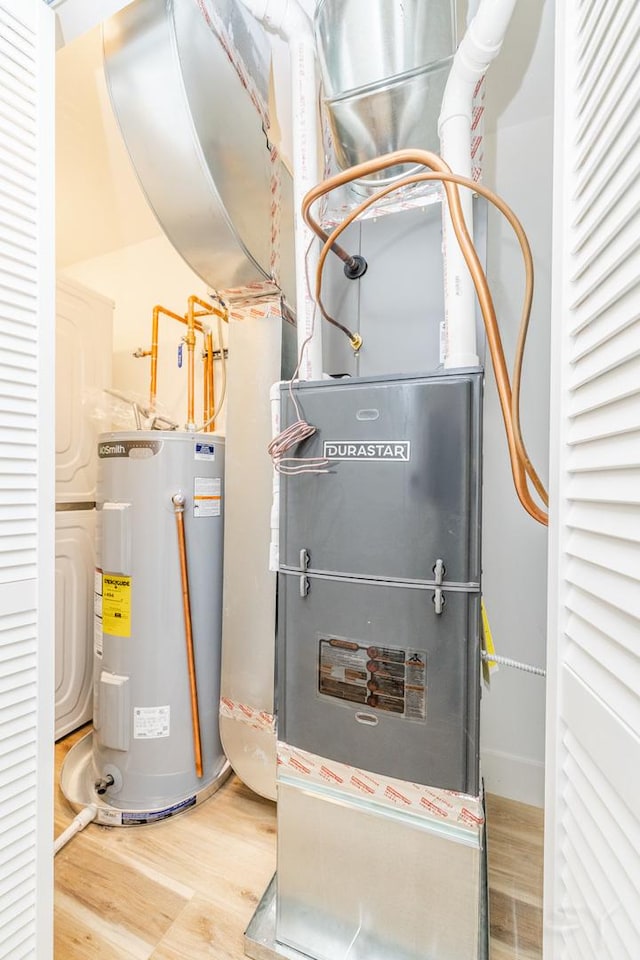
481;747;545;807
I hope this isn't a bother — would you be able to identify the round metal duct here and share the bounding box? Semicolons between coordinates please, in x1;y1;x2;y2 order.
314;0;456;189
103;0;287;293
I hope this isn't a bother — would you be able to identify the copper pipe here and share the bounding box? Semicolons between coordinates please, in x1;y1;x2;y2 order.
150;306;186;412
189;296;228;431
147;297;228;430
302;150;548;526
203;345;210;432
204;332;215;432
149;305;207;413
187;296;229;430
305;168;546;506
172;493;203;778
190;294;229;324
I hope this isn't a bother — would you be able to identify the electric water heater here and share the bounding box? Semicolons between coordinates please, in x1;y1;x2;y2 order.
64;430;230;824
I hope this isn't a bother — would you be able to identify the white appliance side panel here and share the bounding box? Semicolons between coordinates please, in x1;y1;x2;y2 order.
56;276;113;500
220;306;282;800
54;510;96;739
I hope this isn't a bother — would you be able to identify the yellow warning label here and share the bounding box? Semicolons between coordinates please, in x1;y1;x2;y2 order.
102;573;132;637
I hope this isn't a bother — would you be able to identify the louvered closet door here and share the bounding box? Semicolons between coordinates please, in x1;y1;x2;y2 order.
0;2;55;959
545;1;640;958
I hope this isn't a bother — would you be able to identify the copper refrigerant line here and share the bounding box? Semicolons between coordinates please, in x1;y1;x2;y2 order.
301;149;549;527
172;493;203;779
134;295;228;432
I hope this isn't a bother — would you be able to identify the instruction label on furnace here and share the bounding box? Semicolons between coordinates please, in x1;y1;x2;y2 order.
318;635;426;721
102;573;132;637
193;476;222;517
133;705;170;739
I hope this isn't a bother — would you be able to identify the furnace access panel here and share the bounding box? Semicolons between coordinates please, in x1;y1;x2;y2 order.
277;370;483;796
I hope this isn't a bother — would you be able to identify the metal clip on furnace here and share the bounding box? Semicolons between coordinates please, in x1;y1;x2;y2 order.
433;558;445;615
299;548;310;597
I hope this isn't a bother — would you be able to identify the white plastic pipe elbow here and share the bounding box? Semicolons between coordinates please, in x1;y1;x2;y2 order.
440;0;517;126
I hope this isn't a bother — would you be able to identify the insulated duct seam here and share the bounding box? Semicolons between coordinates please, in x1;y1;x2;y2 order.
195;0;283;287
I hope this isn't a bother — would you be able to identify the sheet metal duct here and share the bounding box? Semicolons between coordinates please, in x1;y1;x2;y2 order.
103;0;294;297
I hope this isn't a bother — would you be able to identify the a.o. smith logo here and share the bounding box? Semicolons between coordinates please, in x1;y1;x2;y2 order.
98;440;163;459
323;441;411;462
98;442;126;458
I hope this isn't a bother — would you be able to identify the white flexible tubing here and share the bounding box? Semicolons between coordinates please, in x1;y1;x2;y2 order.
237;0;323;380
438;0;519;370
54;804;98;856
195;315;228;432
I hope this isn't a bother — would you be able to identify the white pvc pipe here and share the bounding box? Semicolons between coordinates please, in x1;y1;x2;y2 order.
54;804;98;855
438;0;519;369
237;0;323;381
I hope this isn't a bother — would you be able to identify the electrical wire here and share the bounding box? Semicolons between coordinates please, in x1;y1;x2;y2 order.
318;295;360;344
301;150;548;526
267;313;331;476
481;650;546;677
268;418;329;475
267;242;330;476
302;217;359;345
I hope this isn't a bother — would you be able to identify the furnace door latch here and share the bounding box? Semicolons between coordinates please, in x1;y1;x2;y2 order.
300;548;310;597
433;558;445;615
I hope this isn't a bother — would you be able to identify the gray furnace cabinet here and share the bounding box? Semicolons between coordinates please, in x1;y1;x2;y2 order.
277;370;483;795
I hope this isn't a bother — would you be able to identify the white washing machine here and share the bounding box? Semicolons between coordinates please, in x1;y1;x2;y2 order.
55;276;113;739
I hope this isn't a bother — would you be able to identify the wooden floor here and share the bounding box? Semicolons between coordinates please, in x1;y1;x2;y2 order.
55;728;543;959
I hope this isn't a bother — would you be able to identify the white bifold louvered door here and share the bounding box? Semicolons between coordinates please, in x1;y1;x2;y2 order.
545;1;640;958
0;1;55;959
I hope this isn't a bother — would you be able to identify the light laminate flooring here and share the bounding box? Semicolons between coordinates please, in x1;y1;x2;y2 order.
55;728;543;959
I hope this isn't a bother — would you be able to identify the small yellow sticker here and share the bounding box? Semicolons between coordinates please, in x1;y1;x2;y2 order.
102;573;132;637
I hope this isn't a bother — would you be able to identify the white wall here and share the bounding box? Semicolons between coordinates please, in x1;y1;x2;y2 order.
52;0;136;48
56;24;228;433
63;234;228;433
479;0;554;806
56;26;160;269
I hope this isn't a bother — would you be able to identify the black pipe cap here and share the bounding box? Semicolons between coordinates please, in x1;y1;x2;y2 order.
343;255;368;280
